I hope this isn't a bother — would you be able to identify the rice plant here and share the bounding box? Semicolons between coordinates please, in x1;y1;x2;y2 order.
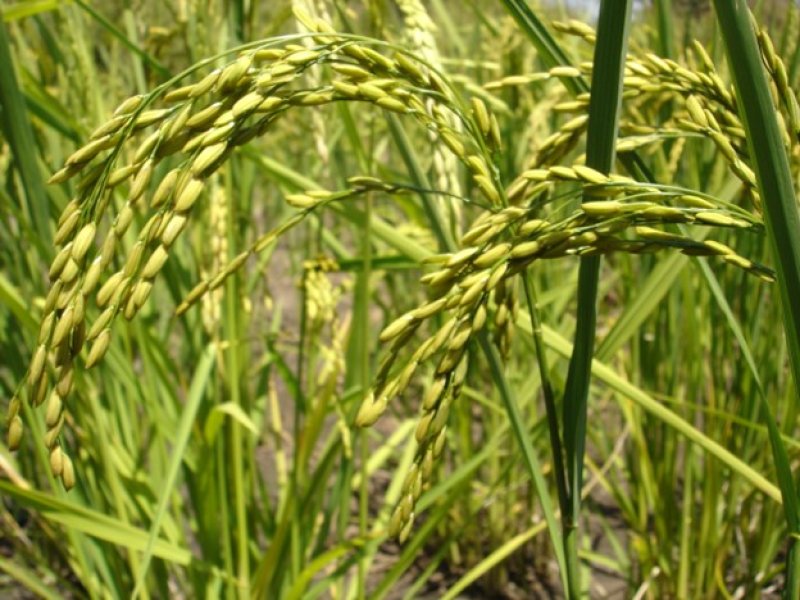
1;1;799;597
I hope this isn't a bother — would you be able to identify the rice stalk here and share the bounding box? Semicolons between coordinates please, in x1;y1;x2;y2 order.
395;0;464;238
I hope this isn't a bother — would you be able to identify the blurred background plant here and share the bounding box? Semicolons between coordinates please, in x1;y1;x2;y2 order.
0;0;798;598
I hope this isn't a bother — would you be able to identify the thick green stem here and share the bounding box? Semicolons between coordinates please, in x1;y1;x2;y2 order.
561;3;632;597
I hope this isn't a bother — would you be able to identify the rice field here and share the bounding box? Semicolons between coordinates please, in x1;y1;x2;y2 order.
1;1;799;597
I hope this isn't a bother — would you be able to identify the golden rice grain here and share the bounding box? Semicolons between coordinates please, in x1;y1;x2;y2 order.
379;314;416;343
151;169;180;208
61;453;75;489
471;97;490;136
376;96;408;113
86;329;111;368
703;240;735;255
55;279;79;310
50;446;64;476
54;211;81;246
695;211;744;227
87;307;114;341
96;272;124;308
43;425;60;450
286;194;318;209
411;297;447;319
355;391;387;427
582;200;623;216
458;275;488;307
296;91;333;105
445;247;479;268
472;243;510;269
7;415;23;451
415;411;434;443
422;377;447;412
65;135;114;166
49;244;74;280
113;94;145;117
52;307;74;347
218;55;253;90
161;215;188;246
38;314;55;346
45;391;62;428
510;240;542;259
131;281;154;308
123;242;145;277
31;374;48;407
71;224;96;263
191;143;228;176
80;260;103;297
573;164;608;184
58;259;80;284
134;109;172;128
473;174;500;204
331;63;371;80
29;345;48;387
174;178;205;212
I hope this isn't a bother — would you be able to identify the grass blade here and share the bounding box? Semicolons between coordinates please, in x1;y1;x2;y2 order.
536;322;781;502
560;3;632;596
2;2;62;22
131;344;216;596
712;3;800;595
0;9;50;245
478;334;568;590
0;482;193;564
